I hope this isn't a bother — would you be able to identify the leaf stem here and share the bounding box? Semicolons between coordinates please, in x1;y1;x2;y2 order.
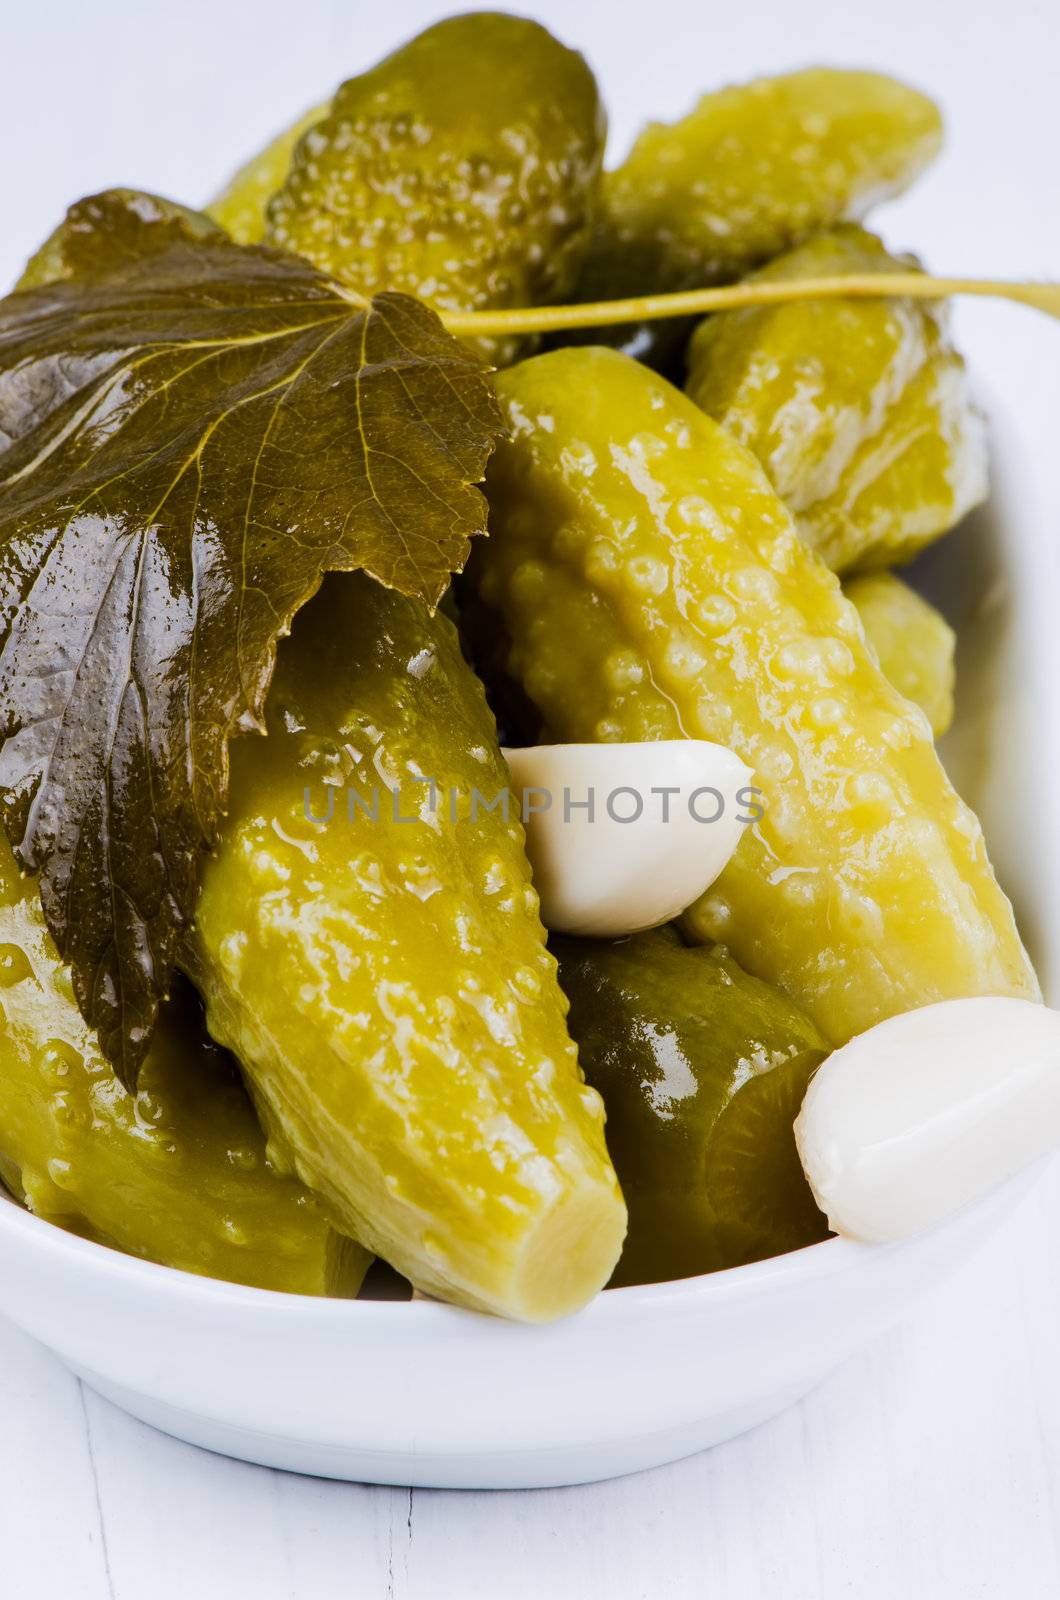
439;275;1060;337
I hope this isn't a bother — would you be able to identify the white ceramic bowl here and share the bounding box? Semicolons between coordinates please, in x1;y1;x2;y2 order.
0;401;1056;1490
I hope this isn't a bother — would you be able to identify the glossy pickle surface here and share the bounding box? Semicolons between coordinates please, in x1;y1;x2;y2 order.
190;574;626;1322
264;13;606;365
685;227;987;573
556;929;830;1286
468;346;1038;1045
569;67;941;364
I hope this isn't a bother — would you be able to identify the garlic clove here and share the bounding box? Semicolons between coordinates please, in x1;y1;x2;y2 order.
794;996;1060;1244
502;740;754;938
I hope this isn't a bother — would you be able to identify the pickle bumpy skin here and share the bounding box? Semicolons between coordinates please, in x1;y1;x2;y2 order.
467;347;1038;1044
0;839;364;1295
569;67;941;365
581;68;941;301
685;227;987;574
845;571;956;739
189;573;626;1323
555;929;830;1286
263;13;606;366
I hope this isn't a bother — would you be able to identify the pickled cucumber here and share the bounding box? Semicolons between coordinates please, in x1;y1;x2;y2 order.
570;68;941;365
467;347;1038;1043
188;573;626;1322
555;929;830;1284
583;69;939;298
846;571;955;737
0;838;364;1294
17;189;225;291
685;228;987;573
263;14;605;365
208;101;328;244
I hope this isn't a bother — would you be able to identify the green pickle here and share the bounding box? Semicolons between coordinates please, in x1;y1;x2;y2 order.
571;68;941;364
189;573;626;1322
17;189;226;290
581;69;940;300
846;570;956;738
0;838;364;1294
685;228;987;573
555;930;830;1285
208;101;328;243
263;14;605;364
467;346;1038;1044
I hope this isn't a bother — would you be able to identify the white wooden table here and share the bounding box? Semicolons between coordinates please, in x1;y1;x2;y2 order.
2;1;1059;1594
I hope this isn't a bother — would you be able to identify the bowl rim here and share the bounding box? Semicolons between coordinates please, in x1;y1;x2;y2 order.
0;1159;1043;1332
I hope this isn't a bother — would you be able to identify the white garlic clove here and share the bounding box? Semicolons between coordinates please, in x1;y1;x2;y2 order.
502;740;754;938
794;996;1060;1244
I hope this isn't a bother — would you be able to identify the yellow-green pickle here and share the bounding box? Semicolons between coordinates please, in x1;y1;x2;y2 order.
16;189;226;290
0;839;366;1294
467;346;1038;1044
570;68;941;363
846;571;956;738
189;573;626;1322
685;227;987;573
555;930;830;1286
263;13;605;364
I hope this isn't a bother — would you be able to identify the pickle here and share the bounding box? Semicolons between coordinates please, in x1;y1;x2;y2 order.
17;189;225;291
846;570;955;738
207;101;328;244
570;69;941;366
467;347;1037;1043
582;69;940;299
0;838;364;1294
685;228;987;573
263;14;605;365
188;573;626;1322
555;929;830;1284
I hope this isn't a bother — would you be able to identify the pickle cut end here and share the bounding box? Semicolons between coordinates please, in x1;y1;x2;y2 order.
503;1178;627;1323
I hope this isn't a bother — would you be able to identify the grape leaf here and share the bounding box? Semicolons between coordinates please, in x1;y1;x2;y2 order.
0;205;504;1086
